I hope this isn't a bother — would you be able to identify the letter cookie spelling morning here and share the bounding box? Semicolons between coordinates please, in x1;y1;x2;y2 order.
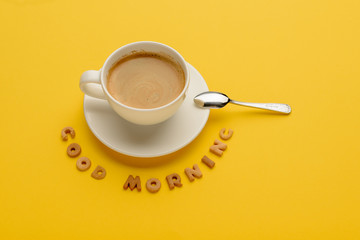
209;139;227;157
219;128;233;140
201;155;215;168
166;173;182;190
123;175;141;191
146;178;161;193
184;164;203;182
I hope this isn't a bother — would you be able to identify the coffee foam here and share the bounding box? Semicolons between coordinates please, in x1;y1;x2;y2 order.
107;52;185;109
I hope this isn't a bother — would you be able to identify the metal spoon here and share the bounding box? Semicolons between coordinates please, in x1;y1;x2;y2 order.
194;91;291;114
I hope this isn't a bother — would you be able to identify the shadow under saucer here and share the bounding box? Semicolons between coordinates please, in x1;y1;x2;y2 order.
87;126;203;168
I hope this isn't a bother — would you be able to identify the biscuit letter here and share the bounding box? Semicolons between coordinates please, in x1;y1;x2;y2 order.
219;128;233;140
210;139;227;157
166;173;182;190
146;178;161;193
123;175;141;191
184;164;203;182
91;165;106;180
76;157;91;171
67;143;81;158
201;155;215;168
61;127;75;141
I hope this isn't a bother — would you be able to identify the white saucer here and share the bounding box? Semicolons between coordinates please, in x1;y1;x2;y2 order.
83;63;210;158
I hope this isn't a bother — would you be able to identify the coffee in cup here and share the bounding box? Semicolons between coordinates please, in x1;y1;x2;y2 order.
80;41;189;125
107;52;185;109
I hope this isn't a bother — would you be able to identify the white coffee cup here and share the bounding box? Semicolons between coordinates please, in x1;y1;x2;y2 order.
80;41;190;125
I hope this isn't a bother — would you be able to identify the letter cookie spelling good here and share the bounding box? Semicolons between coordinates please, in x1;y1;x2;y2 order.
61;127;75;141
166;173;182;190
184;164;203;182
123;175;141;191
91;165;106;180
219;128;233;140
146;178;161;193
67;143;81;158
209;139;227;157
201;155;215;168
76;157;91;171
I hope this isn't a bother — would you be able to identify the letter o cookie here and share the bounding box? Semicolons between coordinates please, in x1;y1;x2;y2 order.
146;178;161;193
76;157;91;171
67;143;81;158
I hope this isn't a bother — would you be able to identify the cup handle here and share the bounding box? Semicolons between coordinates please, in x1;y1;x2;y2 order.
80;70;107;100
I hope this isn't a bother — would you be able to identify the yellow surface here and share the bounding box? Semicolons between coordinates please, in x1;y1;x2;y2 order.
1;0;360;239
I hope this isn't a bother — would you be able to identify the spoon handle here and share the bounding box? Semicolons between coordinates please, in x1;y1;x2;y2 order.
230;100;292;114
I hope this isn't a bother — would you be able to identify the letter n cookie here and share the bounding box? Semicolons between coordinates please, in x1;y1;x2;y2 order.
210;139;227;157
184;164;203;182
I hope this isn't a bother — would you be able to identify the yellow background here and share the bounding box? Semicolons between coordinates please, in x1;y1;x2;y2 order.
1;0;360;239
